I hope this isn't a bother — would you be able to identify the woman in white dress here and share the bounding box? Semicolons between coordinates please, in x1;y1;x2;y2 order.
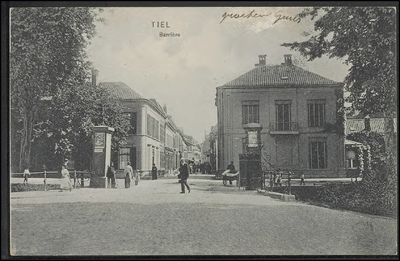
60;164;73;192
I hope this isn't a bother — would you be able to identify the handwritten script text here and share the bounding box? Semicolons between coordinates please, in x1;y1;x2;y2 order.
220;9;301;25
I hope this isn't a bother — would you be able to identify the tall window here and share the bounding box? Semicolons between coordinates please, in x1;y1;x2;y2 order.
160;124;165;143
309;141;327;169
118;147;137;170
147;114;160;140
119;148;130;170
275;100;291;130
308;100;325;127
242;100;259;125
160;151;165;169
166;134;173;148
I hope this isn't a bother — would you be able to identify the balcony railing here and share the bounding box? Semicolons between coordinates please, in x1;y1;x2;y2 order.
270;122;299;134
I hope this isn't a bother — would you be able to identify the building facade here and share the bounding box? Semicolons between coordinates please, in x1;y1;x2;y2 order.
99;82;188;175
216;54;346;178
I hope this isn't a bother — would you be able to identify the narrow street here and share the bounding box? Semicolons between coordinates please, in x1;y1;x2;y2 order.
10;175;397;256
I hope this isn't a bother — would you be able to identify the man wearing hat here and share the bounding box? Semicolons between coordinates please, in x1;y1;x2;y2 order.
178;159;191;194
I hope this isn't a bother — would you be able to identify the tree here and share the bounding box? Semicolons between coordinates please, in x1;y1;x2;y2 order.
10;7;102;171
33;83;131;170
282;7;397;183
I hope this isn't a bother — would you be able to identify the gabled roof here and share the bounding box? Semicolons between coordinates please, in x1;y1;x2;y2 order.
221;64;341;88
99;82;142;100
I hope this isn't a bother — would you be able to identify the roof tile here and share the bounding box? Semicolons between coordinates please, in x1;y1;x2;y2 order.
222;64;341;87
99;82;142;100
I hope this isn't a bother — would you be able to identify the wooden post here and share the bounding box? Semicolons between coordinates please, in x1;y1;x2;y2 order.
74;170;77;189
44;170;47;191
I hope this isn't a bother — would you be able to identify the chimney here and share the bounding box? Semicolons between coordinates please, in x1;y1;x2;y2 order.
364;115;371;132
258;55;266;65
284;54;292;65
91;69;99;86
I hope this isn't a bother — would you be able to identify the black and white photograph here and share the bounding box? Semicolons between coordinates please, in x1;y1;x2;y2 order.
4;2;398;258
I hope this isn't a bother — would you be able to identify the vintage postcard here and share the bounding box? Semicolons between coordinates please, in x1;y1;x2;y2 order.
7;3;398;258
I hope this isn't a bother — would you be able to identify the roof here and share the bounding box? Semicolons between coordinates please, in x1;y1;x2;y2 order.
346;118;397;133
149;99;165;114
221;64;341;88
99;82;142;100
166;116;179;132
345;139;363;146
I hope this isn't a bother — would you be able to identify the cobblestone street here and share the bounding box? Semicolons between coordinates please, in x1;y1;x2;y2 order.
10;175;397;256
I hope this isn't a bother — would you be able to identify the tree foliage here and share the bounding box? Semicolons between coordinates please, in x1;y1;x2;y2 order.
282;7;396;116
282;7;397;183
33;83;131;170
10;7;129;171
347;131;386;174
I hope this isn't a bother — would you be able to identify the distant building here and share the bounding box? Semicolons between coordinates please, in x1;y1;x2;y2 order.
216;54;346;178
201;125;218;172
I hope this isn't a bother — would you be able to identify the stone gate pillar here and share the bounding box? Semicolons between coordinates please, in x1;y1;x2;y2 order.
90;125;114;188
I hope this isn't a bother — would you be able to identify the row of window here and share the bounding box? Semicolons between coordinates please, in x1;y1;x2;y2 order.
124;113;180;147
242;99;326;128
241;138;328;169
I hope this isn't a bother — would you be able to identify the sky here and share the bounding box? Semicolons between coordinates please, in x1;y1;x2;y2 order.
87;6;350;143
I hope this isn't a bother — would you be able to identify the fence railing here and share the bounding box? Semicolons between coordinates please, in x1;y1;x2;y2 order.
11;169;171;191
116;169;166;179
11;170;93;191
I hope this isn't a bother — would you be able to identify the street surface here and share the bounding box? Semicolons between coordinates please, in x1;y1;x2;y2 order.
10;175;397;256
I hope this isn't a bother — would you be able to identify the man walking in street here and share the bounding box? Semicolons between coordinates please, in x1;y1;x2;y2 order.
179;159;190;194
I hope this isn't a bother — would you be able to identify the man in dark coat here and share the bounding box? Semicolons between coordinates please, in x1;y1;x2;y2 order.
106;162;116;188
179;159;191;194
